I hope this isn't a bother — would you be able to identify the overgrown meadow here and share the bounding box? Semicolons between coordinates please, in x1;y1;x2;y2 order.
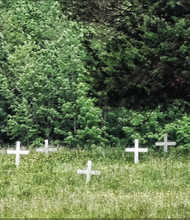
0;146;190;218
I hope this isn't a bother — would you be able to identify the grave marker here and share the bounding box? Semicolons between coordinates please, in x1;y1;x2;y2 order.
77;160;100;183
125;139;148;164
7;141;29;166
36;139;57;154
155;133;176;152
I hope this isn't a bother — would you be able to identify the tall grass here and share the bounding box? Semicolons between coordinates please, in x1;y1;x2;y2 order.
0;146;190;217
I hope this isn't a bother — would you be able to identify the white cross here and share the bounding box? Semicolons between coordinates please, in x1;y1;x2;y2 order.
36;139;57;154
125;139;148;164
7;141;29;166
155;133;176;152
77;160;100;183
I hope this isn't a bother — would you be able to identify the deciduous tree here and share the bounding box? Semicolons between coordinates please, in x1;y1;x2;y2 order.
0;1;108;146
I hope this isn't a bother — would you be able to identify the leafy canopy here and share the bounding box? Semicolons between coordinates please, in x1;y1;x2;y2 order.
0;0;108;146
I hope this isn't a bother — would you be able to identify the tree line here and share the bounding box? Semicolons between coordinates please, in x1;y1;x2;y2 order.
0;0;190;148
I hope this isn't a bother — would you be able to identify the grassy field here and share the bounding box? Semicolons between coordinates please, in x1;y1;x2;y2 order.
0;145;190;218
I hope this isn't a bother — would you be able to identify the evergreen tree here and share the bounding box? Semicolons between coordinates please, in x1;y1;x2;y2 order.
84;0;190;109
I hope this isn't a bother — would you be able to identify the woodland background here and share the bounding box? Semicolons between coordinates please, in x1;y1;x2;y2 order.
0;0;190;149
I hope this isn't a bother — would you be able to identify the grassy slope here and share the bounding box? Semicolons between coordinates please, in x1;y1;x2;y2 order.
0;146;190;218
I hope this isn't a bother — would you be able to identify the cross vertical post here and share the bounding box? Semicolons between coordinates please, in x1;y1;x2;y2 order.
45;139;49;154
86;160;91;183
16;141;20;166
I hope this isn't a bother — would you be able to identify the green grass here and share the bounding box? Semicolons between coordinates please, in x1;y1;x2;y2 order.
0;146;190;217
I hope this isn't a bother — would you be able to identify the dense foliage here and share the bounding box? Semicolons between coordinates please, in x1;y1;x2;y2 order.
0;0;190;148
0;1;108;146
0;33;10;143
82;0;190;109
